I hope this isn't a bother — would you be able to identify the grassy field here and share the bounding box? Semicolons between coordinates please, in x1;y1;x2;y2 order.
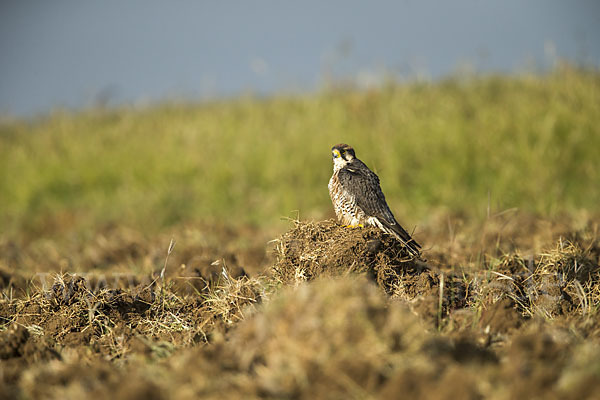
1;64;598;239
1;64;600;399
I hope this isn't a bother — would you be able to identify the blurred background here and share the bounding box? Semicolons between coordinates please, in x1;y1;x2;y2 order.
0;1;599;241
1;0;598;116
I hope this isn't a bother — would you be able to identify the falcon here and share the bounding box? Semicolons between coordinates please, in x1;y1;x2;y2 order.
328;143;421;257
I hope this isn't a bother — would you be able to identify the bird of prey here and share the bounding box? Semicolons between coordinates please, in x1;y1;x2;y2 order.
328;143;421;257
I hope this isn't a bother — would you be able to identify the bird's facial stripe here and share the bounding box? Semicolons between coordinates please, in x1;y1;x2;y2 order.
340;148;353;160
332;149;342;159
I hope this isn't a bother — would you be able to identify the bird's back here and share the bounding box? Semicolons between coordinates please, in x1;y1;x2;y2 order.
332;159;421;256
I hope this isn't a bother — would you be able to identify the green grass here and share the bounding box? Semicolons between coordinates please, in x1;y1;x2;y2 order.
1;64;599;238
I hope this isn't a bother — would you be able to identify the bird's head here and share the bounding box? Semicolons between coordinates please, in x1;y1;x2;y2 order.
331;143;356;170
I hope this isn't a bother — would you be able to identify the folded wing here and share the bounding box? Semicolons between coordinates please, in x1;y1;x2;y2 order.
337;161;421;256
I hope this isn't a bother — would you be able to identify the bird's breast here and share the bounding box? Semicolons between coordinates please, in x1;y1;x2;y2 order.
328;171;337;196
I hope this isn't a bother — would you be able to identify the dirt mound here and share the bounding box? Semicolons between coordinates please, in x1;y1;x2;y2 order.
273;219;425;290
18;354;167;400
167;277;494;399
0;323;59;363
3;272;263;356
480;239;600;319
272;220;469;327
0;323;60;398
224;277;428;397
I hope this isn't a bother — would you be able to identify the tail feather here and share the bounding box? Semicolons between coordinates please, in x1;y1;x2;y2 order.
371;217;421;257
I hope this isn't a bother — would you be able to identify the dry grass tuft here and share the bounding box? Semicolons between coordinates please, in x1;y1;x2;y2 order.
477;236;600;320
1;271;266;362
203;271;265;326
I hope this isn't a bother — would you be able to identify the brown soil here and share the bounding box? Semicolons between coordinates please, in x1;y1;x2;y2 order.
273;219;426;289
1;215;600;399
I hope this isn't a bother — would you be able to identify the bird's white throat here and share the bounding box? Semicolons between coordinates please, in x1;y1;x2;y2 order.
332;157;348;172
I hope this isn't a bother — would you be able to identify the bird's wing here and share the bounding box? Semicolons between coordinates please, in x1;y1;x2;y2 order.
337;161;421;252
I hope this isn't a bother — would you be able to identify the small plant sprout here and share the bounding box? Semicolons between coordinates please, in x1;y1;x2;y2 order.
161;238;176;306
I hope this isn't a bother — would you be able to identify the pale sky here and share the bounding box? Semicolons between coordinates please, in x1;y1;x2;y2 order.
1;0;598;116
